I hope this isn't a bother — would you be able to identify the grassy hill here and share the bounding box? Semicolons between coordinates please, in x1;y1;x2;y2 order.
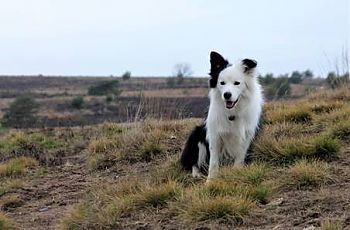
0;87;349;229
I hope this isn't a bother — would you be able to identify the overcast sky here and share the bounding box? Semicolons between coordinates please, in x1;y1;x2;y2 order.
0;0;349;77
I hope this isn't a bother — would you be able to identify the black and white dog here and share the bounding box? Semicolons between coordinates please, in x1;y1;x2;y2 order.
180;51;263;182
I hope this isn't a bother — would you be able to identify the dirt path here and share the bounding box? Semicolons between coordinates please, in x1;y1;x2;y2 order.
6;154;90;230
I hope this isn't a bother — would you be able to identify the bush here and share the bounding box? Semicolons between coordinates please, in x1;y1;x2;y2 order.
71;96;84;109
1;95;39;128
105;94;114;104
122;71;131;80
88;80;121;96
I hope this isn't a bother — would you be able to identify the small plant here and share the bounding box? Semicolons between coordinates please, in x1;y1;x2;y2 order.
141;141;163;162
71;96;84;109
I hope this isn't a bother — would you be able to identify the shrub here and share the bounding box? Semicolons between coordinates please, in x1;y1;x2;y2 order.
105;94;114;104
88;80;121;96
71;96;84;109
1;95;39;128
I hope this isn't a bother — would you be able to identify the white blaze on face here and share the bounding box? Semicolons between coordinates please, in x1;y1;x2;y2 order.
217;65;245;109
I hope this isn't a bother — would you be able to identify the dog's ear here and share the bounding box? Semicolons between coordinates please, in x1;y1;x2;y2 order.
242;59;257;74
209;51;229;88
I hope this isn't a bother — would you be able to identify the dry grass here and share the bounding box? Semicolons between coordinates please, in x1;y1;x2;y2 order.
59;87;350;228
180;196;254;223
87;119;198;169
0;179;23;196
0;156;37;178
320;218;343;230
0;212;16;230
287;159;332;189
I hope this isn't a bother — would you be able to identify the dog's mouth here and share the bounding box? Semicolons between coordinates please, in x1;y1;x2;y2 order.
225;97;239;109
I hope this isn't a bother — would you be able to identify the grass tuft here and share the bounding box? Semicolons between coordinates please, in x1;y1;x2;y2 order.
320;218;343;230
0;156;38;178
136;181;182;207
182;196;254;223
0;212;16;230
331;120;350;142
0;179;23;197
288;159;332;189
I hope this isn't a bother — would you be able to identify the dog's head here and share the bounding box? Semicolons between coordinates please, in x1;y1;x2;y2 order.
209;51;257;109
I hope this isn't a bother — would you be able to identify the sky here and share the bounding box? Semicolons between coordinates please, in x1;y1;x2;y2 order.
0;0;349;77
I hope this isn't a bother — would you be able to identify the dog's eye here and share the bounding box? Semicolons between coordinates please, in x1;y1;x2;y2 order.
234;81;240;85
220;81;225;85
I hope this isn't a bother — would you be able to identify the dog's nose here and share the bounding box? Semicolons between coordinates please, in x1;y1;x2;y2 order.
223;92;232;100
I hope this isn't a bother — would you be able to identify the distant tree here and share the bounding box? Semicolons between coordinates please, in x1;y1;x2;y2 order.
173;63;193;84
122;71;131;80
302;70;313;79
88;80;121;96
1;95;39;128
326;71;349;89
264;76;291;99
259;73;275;85
289;71;303;84
275;77;291;97
71;96;84;109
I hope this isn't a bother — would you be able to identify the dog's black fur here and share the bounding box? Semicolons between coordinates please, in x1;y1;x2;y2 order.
180;124;209;173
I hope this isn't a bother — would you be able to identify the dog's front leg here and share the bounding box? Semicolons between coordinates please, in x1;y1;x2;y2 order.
207;136;220;183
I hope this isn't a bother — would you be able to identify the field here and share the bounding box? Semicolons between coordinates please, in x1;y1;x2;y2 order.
0;76;325;128
0;82;349;229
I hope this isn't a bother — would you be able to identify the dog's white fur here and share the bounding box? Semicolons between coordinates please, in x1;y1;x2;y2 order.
203;61;263;181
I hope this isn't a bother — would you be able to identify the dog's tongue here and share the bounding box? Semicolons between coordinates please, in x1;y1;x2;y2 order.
226;101;234;109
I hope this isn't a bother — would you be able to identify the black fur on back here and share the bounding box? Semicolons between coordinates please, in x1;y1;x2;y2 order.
180;124;209;171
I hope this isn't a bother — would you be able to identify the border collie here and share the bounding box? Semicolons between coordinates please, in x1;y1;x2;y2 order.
180;51;263;181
